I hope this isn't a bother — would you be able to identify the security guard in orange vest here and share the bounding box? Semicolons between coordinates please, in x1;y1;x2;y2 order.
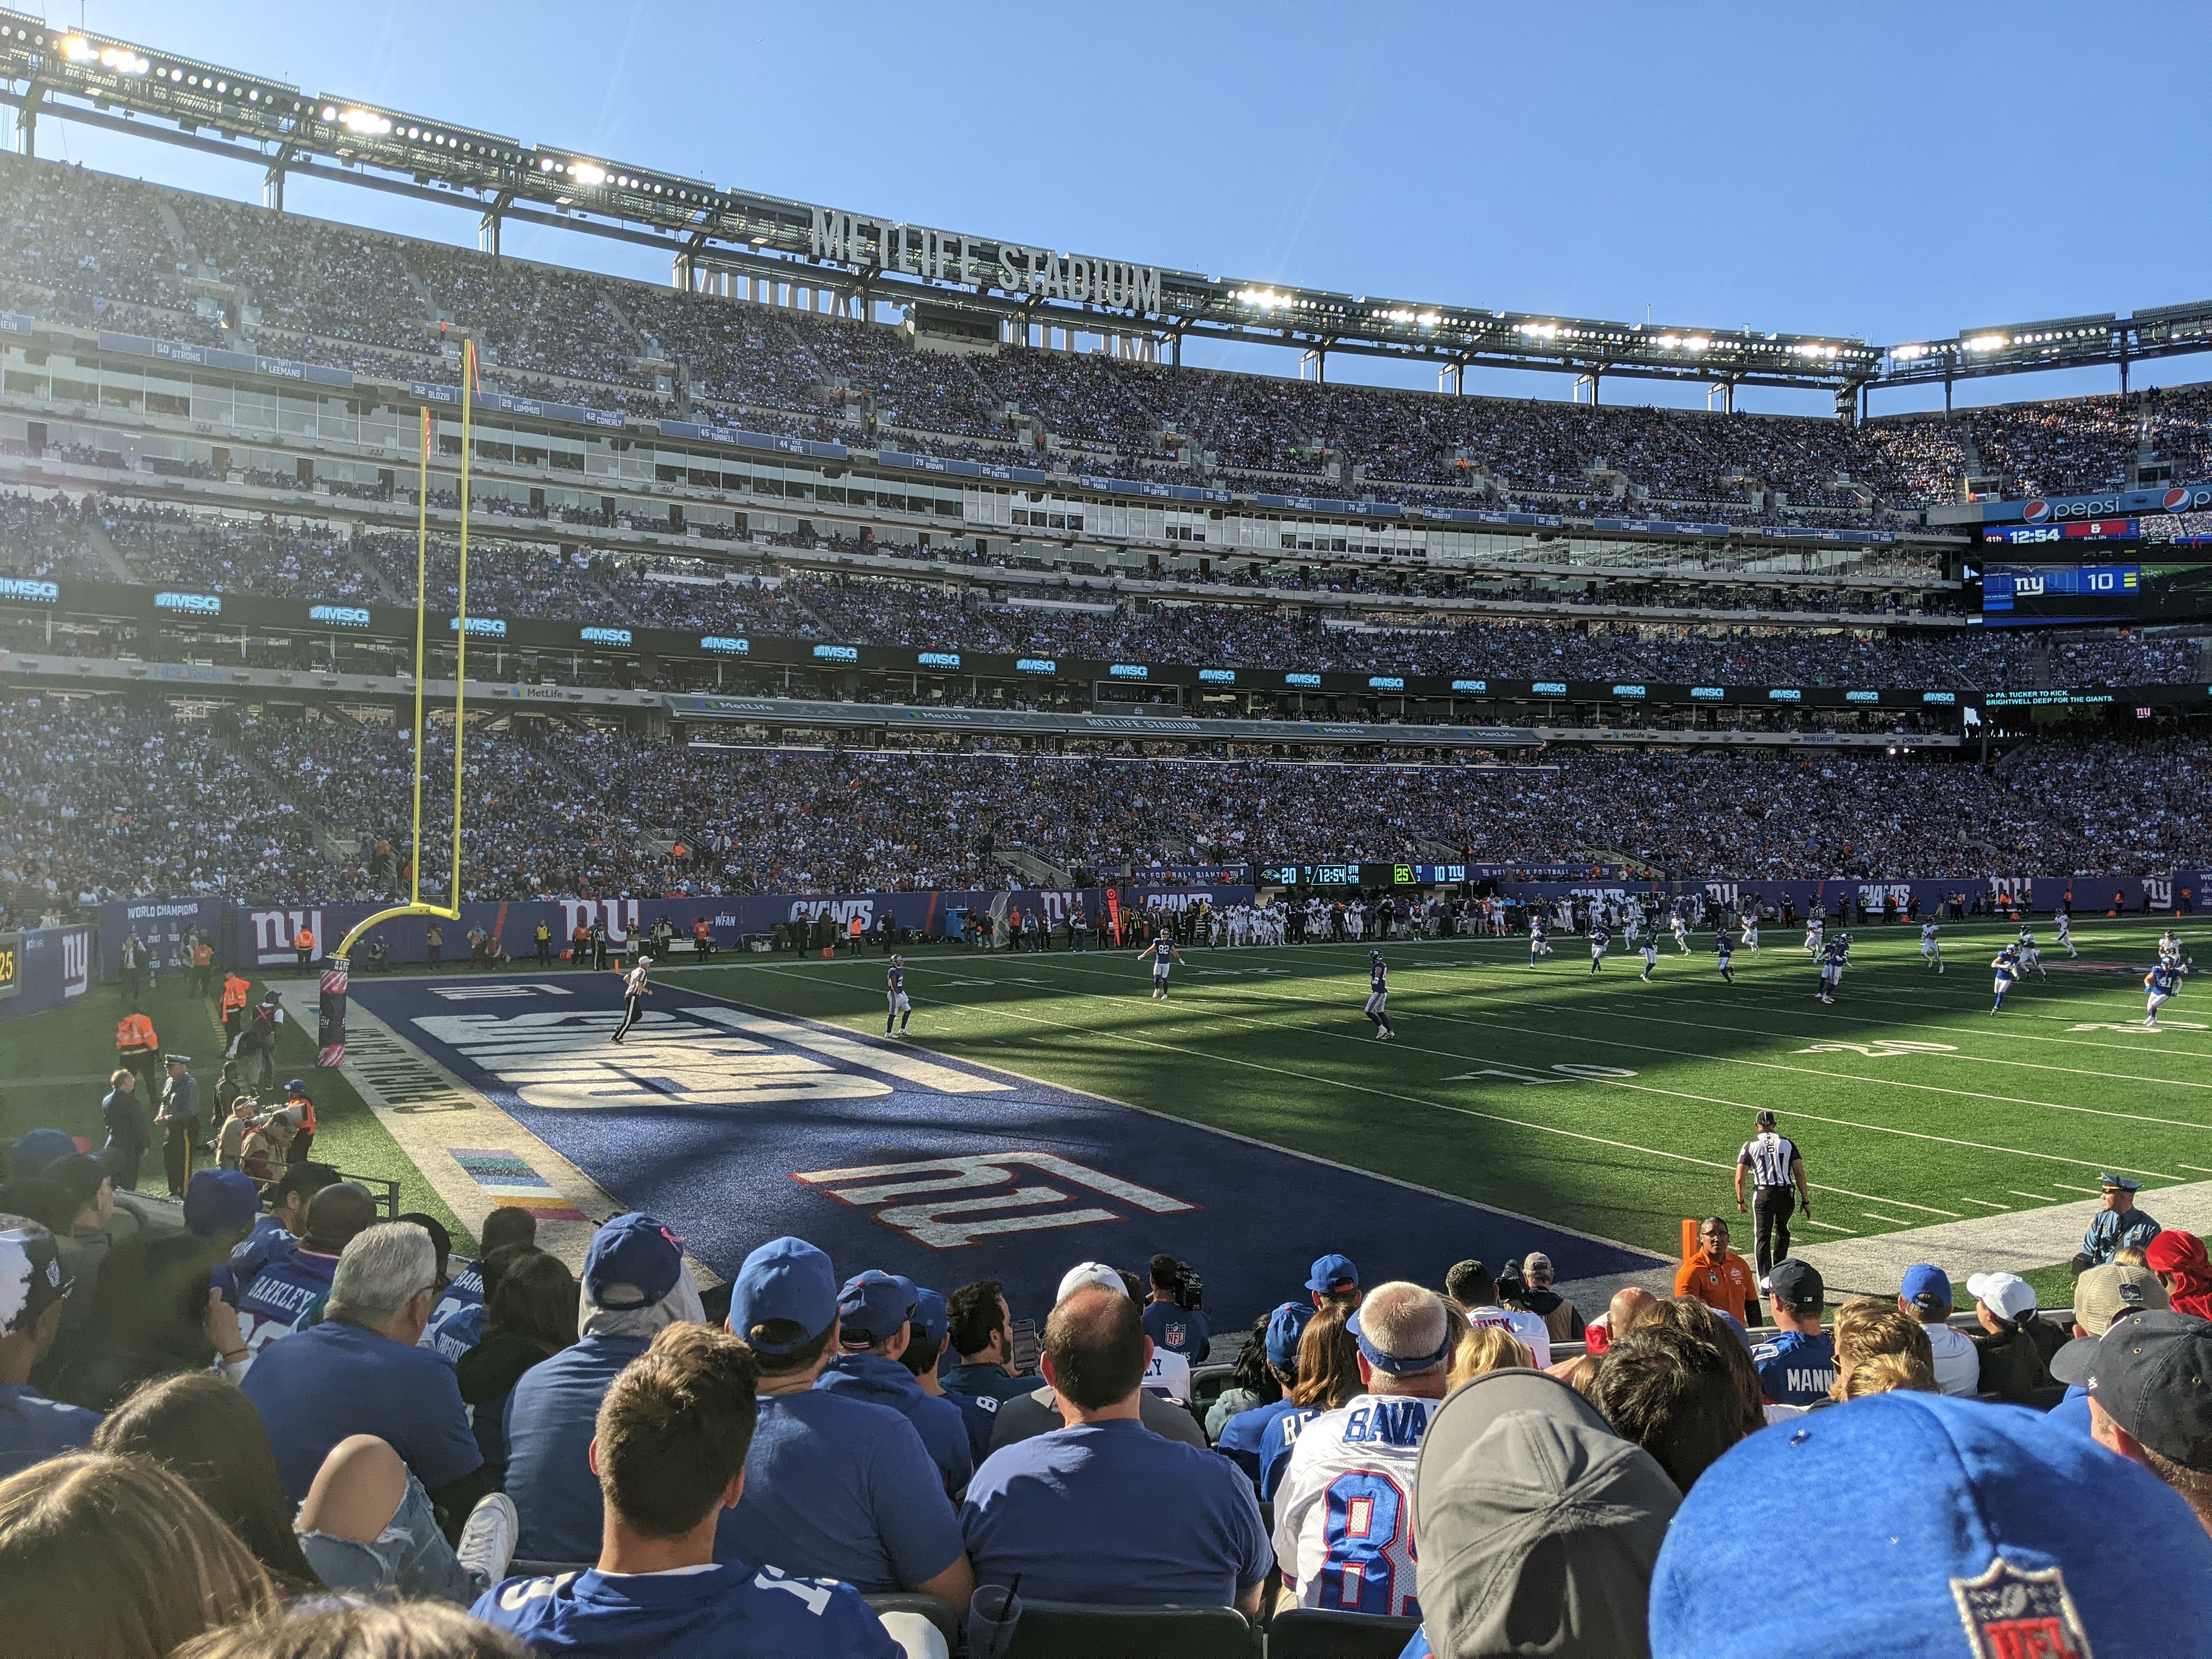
115;1008;162;1101
221;971;253;1041
191;936;216;998
294;924;316;968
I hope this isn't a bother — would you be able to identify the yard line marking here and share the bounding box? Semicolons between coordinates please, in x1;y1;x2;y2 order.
1864;1213;1912;1227
1960;1198;2012;1211
1008;958;2142;1190
2050;1182;2102;1194
2182;1165;2212;1176
1804;1220;1858;1234
2009;1190;2060;1203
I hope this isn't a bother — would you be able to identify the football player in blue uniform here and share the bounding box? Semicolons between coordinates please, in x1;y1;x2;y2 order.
1588;921;1610;978
1990;946;2021;1014
2146;961;2181;1028
1141;932;1186;1000
1816;934;1849;1005
1364;950;1396;1041
1715;930;1735;985
1528;915;1551;967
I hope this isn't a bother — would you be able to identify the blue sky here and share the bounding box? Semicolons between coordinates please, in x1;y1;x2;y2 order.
16;1;2212;416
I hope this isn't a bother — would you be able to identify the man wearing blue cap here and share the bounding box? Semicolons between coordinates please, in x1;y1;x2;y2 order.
1216;1302;1313;1488
1273;1282;1449;1618
719;1235;973;1614
1649;1390;2212;1658
1306;1252;1361;1312
901;1285;998;1466
2076;1173;2162;1273
816;1269;974;1496
0;1215;100;1477
1898;1262;1980;1397
505;1213;695;1565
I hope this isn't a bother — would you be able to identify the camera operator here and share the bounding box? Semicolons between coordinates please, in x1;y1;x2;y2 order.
1143;1254;1210;1363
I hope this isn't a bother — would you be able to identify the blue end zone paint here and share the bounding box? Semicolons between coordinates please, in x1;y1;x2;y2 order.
349;975;1662;1322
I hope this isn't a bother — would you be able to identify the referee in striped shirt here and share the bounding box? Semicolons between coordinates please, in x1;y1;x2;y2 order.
1736;1109;1813;1288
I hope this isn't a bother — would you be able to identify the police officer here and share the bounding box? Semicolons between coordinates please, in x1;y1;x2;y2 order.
2073;1173;2161;1273
1735;1109;1813;1285
155;1053;201;1197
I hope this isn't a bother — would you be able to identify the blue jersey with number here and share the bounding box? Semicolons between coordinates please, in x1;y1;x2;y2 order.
2151;966;2180;996
475;1562;900;1658
1152;939;1174;966
1370;961;1387;994
885;965;903;993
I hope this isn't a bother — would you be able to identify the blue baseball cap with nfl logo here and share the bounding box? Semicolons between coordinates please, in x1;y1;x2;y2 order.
1650;1390;2212;1657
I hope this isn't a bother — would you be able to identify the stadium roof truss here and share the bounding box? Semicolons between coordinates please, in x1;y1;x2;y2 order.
0;10;2205;406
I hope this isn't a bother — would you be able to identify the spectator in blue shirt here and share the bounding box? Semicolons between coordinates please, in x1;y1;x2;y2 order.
1142;1254;1211;1362
941;1279;1031;1406
818;1269;974;1497
234;1182;377;1357
718;1235;974;1613
227;1161;342;1294
902;1284;997;1466
0;1216;101;1477
424;1206;538;1361
239;1221;487;1516
1753;1260;1836;1409
1216;1301;1312;1485
961;1284;1272;1615
505;1213;698;1566
475;1321;901;1659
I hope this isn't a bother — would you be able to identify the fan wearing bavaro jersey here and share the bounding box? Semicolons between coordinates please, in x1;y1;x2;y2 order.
1274;1282;1453;1620
473;1321;901;1659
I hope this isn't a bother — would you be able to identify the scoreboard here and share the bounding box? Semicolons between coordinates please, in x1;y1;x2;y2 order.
0;930;20;1001
1258;862;1470;888
1981;559;2212;626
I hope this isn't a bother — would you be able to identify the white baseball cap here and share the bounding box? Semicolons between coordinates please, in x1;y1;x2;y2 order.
1057;1261;1126;1304
1966;1271;2036;1323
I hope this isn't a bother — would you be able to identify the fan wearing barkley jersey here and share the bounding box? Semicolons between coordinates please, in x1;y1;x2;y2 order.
1364;951;1396;1040
423;1207;538;1361
1274;1283;1451;1620
234;1182;376;1356
476;1321;899;1659
1140;933;1185;1000
883;956;912;1037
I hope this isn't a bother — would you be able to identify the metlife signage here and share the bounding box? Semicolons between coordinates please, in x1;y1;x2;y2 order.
810;207;1164;314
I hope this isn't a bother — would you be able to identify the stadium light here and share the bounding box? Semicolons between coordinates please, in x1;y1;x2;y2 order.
1966;334;2006;353
571;162;607;186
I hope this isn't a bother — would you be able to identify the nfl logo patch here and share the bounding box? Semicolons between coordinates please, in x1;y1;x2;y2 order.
1950;1558;2092;1659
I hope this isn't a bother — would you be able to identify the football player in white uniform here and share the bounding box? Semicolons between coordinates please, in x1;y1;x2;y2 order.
1671;911;1691;955
1740;912;1760;957
1804;911;1825;956
1920;920;1943;973
2055;910;2077;957
1273;1283;1450;1621
2016;926;2046;980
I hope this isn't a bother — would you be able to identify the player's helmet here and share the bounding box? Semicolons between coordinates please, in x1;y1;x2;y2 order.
891;954;902;965
1369;949;1382;960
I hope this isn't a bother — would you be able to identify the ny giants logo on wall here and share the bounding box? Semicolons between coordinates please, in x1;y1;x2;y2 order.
793;1153;1197;1249
559;900;640;943
250;909;321;966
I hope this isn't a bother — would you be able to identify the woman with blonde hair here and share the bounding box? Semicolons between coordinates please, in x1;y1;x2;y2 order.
0;1452;278;1658
1448;1314;1534;1390
1826;1296;1937;1403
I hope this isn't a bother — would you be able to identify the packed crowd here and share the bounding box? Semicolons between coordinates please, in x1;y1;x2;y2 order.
3;1127;2209;1657
12;157;2212;522
7;695;2205;909
4;496;2204;691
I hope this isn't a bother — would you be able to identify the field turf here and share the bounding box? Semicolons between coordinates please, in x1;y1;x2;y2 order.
657;917;2205;1306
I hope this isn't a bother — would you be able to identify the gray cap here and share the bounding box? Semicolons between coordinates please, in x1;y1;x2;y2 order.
1414;1368;1680;1658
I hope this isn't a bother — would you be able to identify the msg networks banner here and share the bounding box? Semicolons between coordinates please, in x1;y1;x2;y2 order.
0;926;93;1021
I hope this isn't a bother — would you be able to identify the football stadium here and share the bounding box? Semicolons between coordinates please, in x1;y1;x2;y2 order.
2;6;2210;1655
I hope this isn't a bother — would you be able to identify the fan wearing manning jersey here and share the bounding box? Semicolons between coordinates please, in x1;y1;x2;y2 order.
884;956;911;1036
1364;951;1396;1041
1273;1283;1449;1621
1816;934;1849;1005
1920;920;1944;973
2146;962;2181;1027
1588;922;1610;977
1140;933;1186;1000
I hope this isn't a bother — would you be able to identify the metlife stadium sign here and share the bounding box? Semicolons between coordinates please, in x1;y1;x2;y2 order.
810;207;1163;313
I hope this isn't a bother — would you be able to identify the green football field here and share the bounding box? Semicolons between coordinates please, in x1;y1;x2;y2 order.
658;917;2205;1307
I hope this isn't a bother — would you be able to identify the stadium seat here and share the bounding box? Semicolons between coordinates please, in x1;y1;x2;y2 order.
1191;1362;1237;1409
1267;1609;1424;1658
997;1600;1254;1658
864;1592;962;1651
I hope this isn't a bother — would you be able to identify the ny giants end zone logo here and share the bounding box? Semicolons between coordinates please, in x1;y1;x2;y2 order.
792;1153;1197;1249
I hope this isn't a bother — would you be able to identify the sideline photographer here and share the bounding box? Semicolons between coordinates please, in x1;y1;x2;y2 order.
1143;1253;1210;1362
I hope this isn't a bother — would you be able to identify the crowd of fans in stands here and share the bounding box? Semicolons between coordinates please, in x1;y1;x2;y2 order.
5;692;2206;906
9;155;2212;523
3;1128;2209;1658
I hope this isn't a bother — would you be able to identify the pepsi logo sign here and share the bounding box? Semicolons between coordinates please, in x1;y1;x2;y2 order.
2166;487;2192;513
2022;499;2050;523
